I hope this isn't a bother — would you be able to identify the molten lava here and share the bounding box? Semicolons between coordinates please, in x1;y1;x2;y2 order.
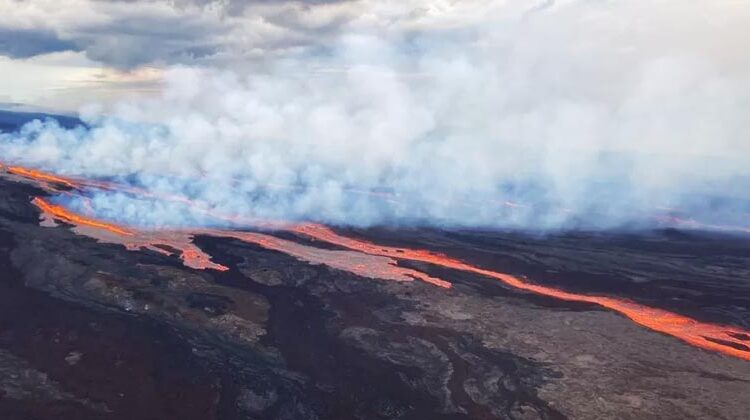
7;166;82;190
32;197;229;271
31;196;447;287
10;163;750;362
210;230;451;288
291;223;750;361
32;197;133;236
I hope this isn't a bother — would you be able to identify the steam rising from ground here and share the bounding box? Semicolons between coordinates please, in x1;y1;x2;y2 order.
2;1;749;230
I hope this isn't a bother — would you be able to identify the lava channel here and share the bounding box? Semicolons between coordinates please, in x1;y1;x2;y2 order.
290;223;750;362
6;165;82;190
31;198;449;287
32;197;228;271
16;164;750;362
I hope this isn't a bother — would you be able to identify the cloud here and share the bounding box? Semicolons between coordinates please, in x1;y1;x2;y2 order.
76;11;226;68
1;0;749;231
0;27;80;58
0;0;362;68
0;0;528;68
0;0;229;68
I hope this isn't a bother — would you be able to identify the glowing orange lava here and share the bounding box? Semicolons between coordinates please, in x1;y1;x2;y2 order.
33;197;229;271
4;164;136;193
208;230;451;288
32;197;133;236
291;223;750;361
141;234;230;272
11;164;750;361
7;166;81;189
30;196;446;286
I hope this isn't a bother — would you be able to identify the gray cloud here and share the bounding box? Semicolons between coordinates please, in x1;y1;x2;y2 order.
2;1;748;232
2;0;750;232
75;12;227;68
172;0;354;16
0;2;249;67
0;27;81;58
0;1;227;67
0;0;480;68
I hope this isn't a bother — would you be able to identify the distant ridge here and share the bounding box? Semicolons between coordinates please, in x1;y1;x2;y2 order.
0;109;83;133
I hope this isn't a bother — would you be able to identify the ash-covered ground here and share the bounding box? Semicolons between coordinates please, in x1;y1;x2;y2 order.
1;173;750;420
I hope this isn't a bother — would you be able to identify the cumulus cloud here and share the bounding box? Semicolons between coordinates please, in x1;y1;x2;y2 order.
0;0;230;68
0;0;527;68
1;0;749;231
0;0;380;68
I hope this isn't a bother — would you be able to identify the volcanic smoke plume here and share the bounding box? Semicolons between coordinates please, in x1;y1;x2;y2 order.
3;2;750;419
1;1;749;231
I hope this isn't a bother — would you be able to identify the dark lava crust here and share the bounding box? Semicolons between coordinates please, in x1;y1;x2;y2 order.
1;177;749;420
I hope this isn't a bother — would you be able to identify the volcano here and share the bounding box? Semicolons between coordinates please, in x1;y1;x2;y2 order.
0;113;749;420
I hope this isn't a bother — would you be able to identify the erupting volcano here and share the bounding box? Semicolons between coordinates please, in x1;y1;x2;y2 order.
3;1;750;418
8;164;749;363
1;155;750;420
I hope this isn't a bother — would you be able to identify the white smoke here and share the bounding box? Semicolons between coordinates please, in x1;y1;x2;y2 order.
2;0;750;230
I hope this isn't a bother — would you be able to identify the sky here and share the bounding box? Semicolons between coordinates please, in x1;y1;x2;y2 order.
1;0;749;230
0;0;742;111
0;0;528;110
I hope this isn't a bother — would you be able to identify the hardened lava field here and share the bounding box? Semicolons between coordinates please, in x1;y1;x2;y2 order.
0;167;749;420
2;1;750;418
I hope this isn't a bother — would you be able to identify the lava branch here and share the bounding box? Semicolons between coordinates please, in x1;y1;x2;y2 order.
291;223;750;362
30;197;450;287
6;162;750;236
31;197;228;271
1;163;287;229
32;197;133;236
14;164;750;362
7;166;82;189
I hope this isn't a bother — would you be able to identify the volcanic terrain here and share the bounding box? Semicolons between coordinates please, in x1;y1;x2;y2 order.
1;115;750;420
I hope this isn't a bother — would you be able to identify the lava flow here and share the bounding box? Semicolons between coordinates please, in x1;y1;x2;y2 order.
12;163;750;362
208;230;451;287
32;197;133;236
2;163;285;229
291;223;750;361
7;166;82;190
31;197;449;287
31;197;228;271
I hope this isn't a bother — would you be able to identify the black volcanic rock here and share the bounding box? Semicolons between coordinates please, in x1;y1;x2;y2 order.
0;175;749;419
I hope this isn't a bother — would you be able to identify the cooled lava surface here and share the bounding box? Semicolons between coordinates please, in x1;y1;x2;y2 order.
1;158;750;419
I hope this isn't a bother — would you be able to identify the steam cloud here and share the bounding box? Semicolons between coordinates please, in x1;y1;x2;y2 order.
2;1;749;231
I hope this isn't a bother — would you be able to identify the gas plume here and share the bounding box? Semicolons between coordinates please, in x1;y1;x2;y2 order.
2;1;750;230
4;162;748;360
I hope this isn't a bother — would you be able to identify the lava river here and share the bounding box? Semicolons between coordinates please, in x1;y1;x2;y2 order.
4;164;750;362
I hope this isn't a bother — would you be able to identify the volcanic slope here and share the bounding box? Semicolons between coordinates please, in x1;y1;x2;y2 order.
0;173;749;419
